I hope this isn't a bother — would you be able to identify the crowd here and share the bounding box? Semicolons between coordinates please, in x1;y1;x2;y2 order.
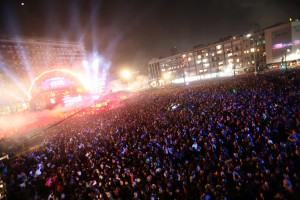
0;69;300;200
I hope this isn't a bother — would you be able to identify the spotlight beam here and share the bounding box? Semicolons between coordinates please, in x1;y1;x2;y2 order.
15;39;34;82
0;64;28;96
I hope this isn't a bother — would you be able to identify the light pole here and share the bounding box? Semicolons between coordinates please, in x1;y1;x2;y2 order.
233;65;236;76
163;73;171;85
121;69;132;89
251;47;257;76
285;49;290;72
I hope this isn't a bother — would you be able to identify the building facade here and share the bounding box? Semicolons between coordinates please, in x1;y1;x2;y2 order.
265;20;300;67
0;37;86;113
148;30;266;83
0;37;86;77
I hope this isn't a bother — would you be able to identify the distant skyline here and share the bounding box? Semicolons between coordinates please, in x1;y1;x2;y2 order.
0;0;299;77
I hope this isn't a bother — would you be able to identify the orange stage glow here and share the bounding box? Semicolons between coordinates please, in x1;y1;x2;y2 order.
27;69;91;100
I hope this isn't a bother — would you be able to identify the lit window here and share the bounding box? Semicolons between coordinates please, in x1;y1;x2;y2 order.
212;53;215;56
237;59;240;62
203;58;208;62
216;45;222;50
217;50;222;54
204;63;209;67
228;53;233;57
196;60;201;64
206;53;208;56
182;54;186;58
250;48;255;52
197;55;201;59
188;58;191;61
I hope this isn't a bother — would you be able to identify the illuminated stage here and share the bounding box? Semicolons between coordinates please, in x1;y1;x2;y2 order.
0;90;134;154
0;67;135;143
28;69;92;110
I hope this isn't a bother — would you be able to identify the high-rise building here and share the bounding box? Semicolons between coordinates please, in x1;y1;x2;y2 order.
171;46;178;55
0;37;86;77
0;37;86;113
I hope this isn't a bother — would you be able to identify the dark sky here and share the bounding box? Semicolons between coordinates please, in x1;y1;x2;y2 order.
0;0;299;77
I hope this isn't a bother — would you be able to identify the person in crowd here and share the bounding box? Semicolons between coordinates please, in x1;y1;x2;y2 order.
1;69;299;199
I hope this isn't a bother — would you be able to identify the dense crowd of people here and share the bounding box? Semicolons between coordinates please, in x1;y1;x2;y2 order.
0;69;300;200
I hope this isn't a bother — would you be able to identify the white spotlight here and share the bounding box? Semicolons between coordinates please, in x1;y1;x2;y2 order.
121;70;132;80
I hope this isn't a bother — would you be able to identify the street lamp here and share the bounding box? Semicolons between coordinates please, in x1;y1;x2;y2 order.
251;47;257;75
121;69;132;80
163;73;170;80
162;73;171;85
121;69;132;89
233;65;236;76
285;49;291;72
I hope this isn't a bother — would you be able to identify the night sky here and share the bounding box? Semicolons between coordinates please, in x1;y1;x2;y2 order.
0;0;299;77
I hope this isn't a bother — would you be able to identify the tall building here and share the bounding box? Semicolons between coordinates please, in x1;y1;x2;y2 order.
0;37;86;113
0;37;86;77
148;31;266;83
191;36;244;76
241;29;266;72
171;46;178;55
265;20;300;67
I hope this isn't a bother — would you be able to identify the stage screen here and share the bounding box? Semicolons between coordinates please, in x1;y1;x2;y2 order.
40;77;74;91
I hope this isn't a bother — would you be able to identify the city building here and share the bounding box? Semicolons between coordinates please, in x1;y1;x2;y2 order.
265;20;300;68
241;30;266;73
0;37;87;113
148;30;266;84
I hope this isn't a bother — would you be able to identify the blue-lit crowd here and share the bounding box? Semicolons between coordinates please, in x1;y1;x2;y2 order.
1;69;300;200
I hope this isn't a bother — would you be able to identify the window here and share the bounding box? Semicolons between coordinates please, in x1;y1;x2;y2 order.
217;50;223;54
